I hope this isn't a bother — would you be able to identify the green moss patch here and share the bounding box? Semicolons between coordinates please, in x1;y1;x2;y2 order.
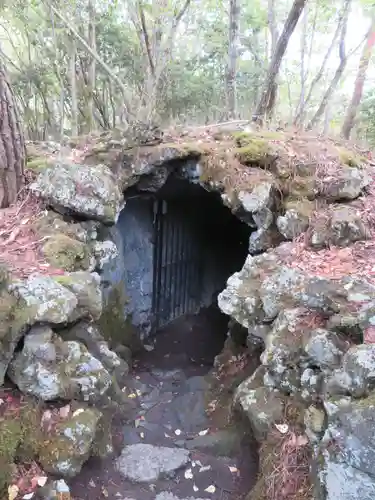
0;397;43;497
338;147;367;168
98;283;142;352
42;234;92;272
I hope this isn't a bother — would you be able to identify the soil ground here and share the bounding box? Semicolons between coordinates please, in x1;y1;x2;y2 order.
70;307;258;500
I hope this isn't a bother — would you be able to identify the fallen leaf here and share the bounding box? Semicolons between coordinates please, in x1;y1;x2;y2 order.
199;465;211;473
136;389;142;396
204;485;216;494
41;410;52;423
275;423;289;434
164;433;170;438
72;408;85;417
135;418;142;428
140;432;145;439
89;480;96;487
174;429;182;436
198;429;209;436
184;469;193;479
8;485;19;500
296;435;309;447
144;344;154;351
59;404;71;418
193;484;199;492
102;487;109;497
0;398;4;405
22;493;34;500
127;393;137;399
36;477;48;487
228;466;238;473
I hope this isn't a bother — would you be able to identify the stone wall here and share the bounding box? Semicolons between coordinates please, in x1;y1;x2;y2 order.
0;126;372;499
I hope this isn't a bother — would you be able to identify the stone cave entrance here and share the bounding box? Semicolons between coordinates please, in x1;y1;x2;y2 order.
72;172;259;500
117;173;251;351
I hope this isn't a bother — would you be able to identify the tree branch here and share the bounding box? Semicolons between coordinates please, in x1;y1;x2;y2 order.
43;1;134;118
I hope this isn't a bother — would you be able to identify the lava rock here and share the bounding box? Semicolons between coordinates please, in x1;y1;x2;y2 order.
30;161;124;223
308;205;370;249
235;382;284;440
9;274;77;324
338;344;375;397
303;328;347;369
315;451;375;500
61;321;129;381
318;166;370;202
91;240;118;269
276;202;312;240
8;326;112;402
38;405;102;477
53;271;102;322
115;443;190;482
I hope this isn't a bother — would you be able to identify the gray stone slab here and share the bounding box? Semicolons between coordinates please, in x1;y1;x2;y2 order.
115;443;190;482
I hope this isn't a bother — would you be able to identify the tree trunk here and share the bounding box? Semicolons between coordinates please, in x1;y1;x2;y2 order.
0;63;25;208
86;0;96;133
252;0;308;125
70;39;78;136
295;2;309;120
306;0;353;131
294;0;350;126
225;0;240;119
341;18;375;139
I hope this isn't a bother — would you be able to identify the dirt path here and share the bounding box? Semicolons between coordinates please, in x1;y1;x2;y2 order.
70;307;258;500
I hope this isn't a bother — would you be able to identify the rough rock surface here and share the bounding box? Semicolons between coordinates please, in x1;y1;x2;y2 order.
61;321;129;381
9;274;77;323
30;161;124;223
53;271;102;321
308;205;370;249
155;494;210;500
1;129;375;498
9;326;112;401
38;405;102;476
115;444;190;482
319;166;369;201
235;378;284;440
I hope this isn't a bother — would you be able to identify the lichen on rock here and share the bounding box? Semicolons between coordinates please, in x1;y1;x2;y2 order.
38;404;102;477
8;326;112;402
53;271;102;321
42;233;94;271
30;161;124;223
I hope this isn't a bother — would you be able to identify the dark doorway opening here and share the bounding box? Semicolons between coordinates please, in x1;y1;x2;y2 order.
150;176;251;333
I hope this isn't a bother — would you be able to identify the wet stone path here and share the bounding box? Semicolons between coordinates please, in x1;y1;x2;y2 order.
70;308;258;500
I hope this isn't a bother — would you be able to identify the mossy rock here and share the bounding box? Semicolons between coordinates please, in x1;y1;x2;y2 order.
35;211;94;243
98;284;142;352
42;234;93;272
38;406;101;477
26;157;50;173
0;398;42;497
284;198;315;218
284;175;317;199
235;139;274;166
338;147;367;168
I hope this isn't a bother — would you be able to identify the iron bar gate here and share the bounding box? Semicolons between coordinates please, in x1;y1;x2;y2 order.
151;198;203;331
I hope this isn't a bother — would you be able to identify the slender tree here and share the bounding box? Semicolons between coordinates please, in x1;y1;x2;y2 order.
252;0;308;125
0;62;25;208
341;17;375;139
225;0;240;119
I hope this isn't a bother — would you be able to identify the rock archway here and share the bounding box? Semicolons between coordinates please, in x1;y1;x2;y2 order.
0;126;374;500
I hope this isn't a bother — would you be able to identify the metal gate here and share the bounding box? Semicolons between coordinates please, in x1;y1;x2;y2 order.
151;198;203;331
